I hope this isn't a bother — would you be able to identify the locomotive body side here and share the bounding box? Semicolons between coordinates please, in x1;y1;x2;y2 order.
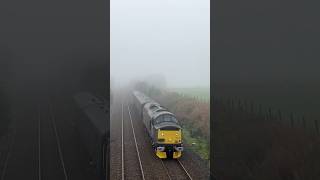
74;92;108;179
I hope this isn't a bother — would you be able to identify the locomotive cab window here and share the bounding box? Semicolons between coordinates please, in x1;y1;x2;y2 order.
154;114;178;124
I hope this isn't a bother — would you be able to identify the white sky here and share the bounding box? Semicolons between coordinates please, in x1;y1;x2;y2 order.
110;0;210;88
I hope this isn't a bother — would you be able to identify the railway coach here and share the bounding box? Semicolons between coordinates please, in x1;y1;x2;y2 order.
74;92;108;180
131;91;183;159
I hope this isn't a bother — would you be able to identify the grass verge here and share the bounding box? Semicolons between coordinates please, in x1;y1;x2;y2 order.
183;126;209;160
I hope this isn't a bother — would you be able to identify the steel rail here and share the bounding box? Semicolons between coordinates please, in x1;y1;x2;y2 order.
177;159;193;180
121;103;124;180
38;106;42;180
160;160;173;180
0;120;16;180
127;105;145;180
49;103;68;180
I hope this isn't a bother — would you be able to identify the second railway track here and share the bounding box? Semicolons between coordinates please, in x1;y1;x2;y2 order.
120;101;146;180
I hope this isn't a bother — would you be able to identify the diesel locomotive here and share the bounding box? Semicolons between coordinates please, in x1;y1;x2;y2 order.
131;91;183;159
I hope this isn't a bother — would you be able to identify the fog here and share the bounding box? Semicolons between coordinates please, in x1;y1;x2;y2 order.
0;0;108;97
0;0;108;135
212;0;320;121
213;0;320;85
110;0;210;88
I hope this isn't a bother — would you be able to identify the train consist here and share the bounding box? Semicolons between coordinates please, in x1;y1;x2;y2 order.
74;92;108;180
131;91;183;159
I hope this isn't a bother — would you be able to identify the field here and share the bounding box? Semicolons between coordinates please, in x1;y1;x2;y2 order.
169;87;210;101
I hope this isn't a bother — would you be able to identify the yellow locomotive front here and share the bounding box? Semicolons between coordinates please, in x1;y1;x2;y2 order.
152;114;183;159
156;128;183;159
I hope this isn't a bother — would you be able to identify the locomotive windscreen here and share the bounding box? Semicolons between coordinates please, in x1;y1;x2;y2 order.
154;114;178;124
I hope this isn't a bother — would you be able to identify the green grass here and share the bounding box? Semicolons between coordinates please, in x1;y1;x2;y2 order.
170;87;210;101
183;128;209;160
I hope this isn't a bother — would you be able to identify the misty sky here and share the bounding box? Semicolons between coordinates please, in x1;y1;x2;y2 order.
213;0;320;85
110;0;210;88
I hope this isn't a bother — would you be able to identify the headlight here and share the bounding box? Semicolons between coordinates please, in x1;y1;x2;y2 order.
175;146;183;151
157;146;165;151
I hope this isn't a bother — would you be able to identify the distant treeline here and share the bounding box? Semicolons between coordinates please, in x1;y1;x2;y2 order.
213;96;320;180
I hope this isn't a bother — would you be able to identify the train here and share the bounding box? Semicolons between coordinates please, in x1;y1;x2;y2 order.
74;92;108;180
131;91;183;159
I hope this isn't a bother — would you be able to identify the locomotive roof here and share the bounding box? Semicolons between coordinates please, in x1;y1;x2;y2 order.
144;102;165;115
74;92;108;135
133;91;154;105
152;110;175;120
144;102;177;121
133;90;179;124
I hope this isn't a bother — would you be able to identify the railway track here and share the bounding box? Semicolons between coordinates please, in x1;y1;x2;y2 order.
119;101;146;180
111;93;208;180
0;121;16;180
49;103;68;180
38;107;41;180
127;104;146;180
160;160;172;180
177;159;193;180
161;159;193;180
121;103;124;180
